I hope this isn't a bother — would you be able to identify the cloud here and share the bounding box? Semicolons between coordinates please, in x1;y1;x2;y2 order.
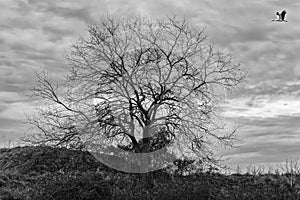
45;5;92;22
42;25;75;42
0;91;37;147
1;0;300;166
0;91;28;103
225;96;300;119
224;115;300;165
0;101;37;121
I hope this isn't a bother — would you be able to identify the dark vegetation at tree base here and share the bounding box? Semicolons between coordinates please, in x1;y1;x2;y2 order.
0;146;300;200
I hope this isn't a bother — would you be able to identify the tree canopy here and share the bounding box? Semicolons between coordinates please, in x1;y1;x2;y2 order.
26;15;246;173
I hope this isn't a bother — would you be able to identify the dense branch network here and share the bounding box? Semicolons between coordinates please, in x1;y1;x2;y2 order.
25;16;246;167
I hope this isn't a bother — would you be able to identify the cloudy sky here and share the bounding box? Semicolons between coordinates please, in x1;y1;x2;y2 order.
1;0;300;169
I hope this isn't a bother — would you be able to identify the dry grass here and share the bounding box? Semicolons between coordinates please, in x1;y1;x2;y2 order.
1;146;300;200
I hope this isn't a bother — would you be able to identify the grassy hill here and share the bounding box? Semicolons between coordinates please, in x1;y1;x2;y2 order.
0;146;300;200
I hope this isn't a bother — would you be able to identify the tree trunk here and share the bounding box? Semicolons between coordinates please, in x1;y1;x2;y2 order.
140;136;154;188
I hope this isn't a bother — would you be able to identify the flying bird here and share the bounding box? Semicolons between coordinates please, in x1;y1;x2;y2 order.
272;10;288;22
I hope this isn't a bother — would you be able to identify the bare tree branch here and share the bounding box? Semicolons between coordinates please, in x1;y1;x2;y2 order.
25;15;246;168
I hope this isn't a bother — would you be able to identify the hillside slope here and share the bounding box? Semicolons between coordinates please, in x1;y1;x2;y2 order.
0;146;105;175
0;146;300;200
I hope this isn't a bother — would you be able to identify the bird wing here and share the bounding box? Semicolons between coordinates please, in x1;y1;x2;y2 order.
281;10;287;21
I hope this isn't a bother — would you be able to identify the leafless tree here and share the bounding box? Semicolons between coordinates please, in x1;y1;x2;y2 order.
25;15;246;172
